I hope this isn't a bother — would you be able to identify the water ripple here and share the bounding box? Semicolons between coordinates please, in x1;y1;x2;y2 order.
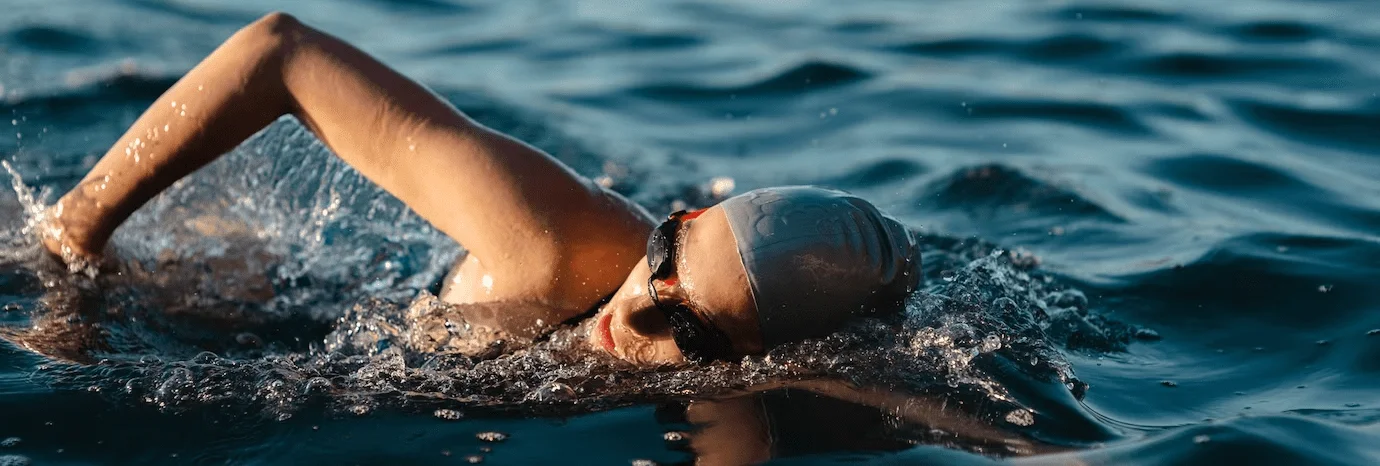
631;61;870;101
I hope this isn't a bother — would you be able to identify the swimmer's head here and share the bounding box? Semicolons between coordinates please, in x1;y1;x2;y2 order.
591;186;920;366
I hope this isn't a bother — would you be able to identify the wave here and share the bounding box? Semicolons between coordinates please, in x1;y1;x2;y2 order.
918;164;1123;224
1121;52;1337;79
1048;5;1182;23
630;61;871;101
893;33;1126;63
818;157;928;189
1228;20;1325;43
6;26;101;54
960;98;1151;136
1146;153;1310;194
1230;99;1380;154
1099;233;1380;328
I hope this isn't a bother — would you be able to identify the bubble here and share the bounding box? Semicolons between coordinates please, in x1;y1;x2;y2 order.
631;460;658;466
1004;409;1034;426
663;431;686;442
465;455;484;463
303;377;333;395
529;382;576;402
433;408;463;420
475;432;507;442
1193;435;1210;444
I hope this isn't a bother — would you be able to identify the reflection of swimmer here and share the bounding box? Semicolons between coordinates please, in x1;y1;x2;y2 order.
675;378;1071;464
38;13;918;368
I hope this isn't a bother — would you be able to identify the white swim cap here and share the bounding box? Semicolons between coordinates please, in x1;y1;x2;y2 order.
720;186;920;347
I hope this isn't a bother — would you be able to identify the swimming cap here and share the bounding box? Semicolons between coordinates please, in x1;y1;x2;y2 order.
720;186;920;347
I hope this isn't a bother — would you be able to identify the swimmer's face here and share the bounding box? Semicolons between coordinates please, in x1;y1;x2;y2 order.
589;206;763;366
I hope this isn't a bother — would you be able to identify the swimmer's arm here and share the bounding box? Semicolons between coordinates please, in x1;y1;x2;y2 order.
48;12;652;308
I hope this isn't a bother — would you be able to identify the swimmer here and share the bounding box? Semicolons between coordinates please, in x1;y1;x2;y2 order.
38;12;920;367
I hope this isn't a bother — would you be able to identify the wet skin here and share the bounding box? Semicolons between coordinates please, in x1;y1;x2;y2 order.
583;206;764;366
35;12;766;367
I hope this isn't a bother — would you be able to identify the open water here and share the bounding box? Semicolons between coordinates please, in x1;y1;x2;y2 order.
2;0;1380;464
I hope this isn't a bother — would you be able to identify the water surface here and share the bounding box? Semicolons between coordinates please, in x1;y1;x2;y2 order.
3;0;1380;464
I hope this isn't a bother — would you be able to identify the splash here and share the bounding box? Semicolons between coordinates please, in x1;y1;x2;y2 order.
2;161;100;277
1;121;1145;439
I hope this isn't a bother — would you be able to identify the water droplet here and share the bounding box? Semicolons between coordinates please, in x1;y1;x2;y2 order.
1161;380;1178;387
466;455;485;464
631;460;659;466
433;409;463;420
475;432;507;442
941;270;957;282
663;431;686;442
1004;409;1034;426
980;334;1002;353
1318;284;1333;293
1193;434;1210;444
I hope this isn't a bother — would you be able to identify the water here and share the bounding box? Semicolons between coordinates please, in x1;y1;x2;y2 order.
3;0;1380;464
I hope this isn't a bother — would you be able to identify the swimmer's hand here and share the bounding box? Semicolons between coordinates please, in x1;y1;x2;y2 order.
37;195;111;276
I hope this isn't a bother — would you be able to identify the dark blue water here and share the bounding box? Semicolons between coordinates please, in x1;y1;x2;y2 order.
3;0;1380;464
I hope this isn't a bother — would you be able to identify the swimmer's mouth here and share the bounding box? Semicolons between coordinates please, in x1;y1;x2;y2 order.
597;311;616;354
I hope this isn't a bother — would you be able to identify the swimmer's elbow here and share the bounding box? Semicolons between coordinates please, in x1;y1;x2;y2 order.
233;12;309;53
251;12;304;35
